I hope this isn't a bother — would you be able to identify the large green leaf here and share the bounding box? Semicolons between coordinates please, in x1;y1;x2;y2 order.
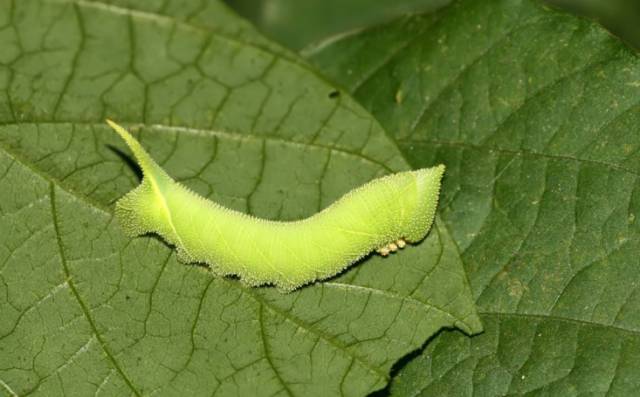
0;0;481;395
307;0;640;394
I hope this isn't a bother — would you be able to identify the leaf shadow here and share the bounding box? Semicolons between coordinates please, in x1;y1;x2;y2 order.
368;327;460;397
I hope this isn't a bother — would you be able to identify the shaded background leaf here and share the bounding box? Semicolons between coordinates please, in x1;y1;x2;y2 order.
0;0;480;395
224;0;450;51
305;0;640;395
225;0;640;51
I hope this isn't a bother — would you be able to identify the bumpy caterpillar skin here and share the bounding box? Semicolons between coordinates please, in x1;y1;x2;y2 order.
108;120;445;291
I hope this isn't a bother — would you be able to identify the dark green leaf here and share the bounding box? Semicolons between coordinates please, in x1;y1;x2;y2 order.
307;0;640;394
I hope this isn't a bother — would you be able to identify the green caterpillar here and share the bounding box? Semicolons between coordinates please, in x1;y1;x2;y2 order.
108;120;445;291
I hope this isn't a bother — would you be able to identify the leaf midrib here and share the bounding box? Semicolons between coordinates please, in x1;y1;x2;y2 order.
480;312;640;336
1;120;401;175
402;137;640;178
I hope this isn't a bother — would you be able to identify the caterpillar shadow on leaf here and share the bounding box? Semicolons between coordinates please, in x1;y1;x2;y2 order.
107;120;445;292
107;143;143;182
